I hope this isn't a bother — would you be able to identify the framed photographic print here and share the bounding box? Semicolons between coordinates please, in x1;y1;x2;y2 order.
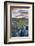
4;1;34;44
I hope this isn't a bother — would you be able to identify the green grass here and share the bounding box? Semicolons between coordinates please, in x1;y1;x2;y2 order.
17;20;27;28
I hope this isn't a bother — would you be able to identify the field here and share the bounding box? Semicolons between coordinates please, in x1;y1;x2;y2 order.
11;18;28;37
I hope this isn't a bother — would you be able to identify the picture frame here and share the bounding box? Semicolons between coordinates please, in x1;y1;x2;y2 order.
4;1;34;44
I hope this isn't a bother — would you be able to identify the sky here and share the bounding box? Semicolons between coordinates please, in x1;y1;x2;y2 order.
12;8;28;19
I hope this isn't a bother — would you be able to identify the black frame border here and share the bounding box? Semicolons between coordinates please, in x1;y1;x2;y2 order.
4;1;34;44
